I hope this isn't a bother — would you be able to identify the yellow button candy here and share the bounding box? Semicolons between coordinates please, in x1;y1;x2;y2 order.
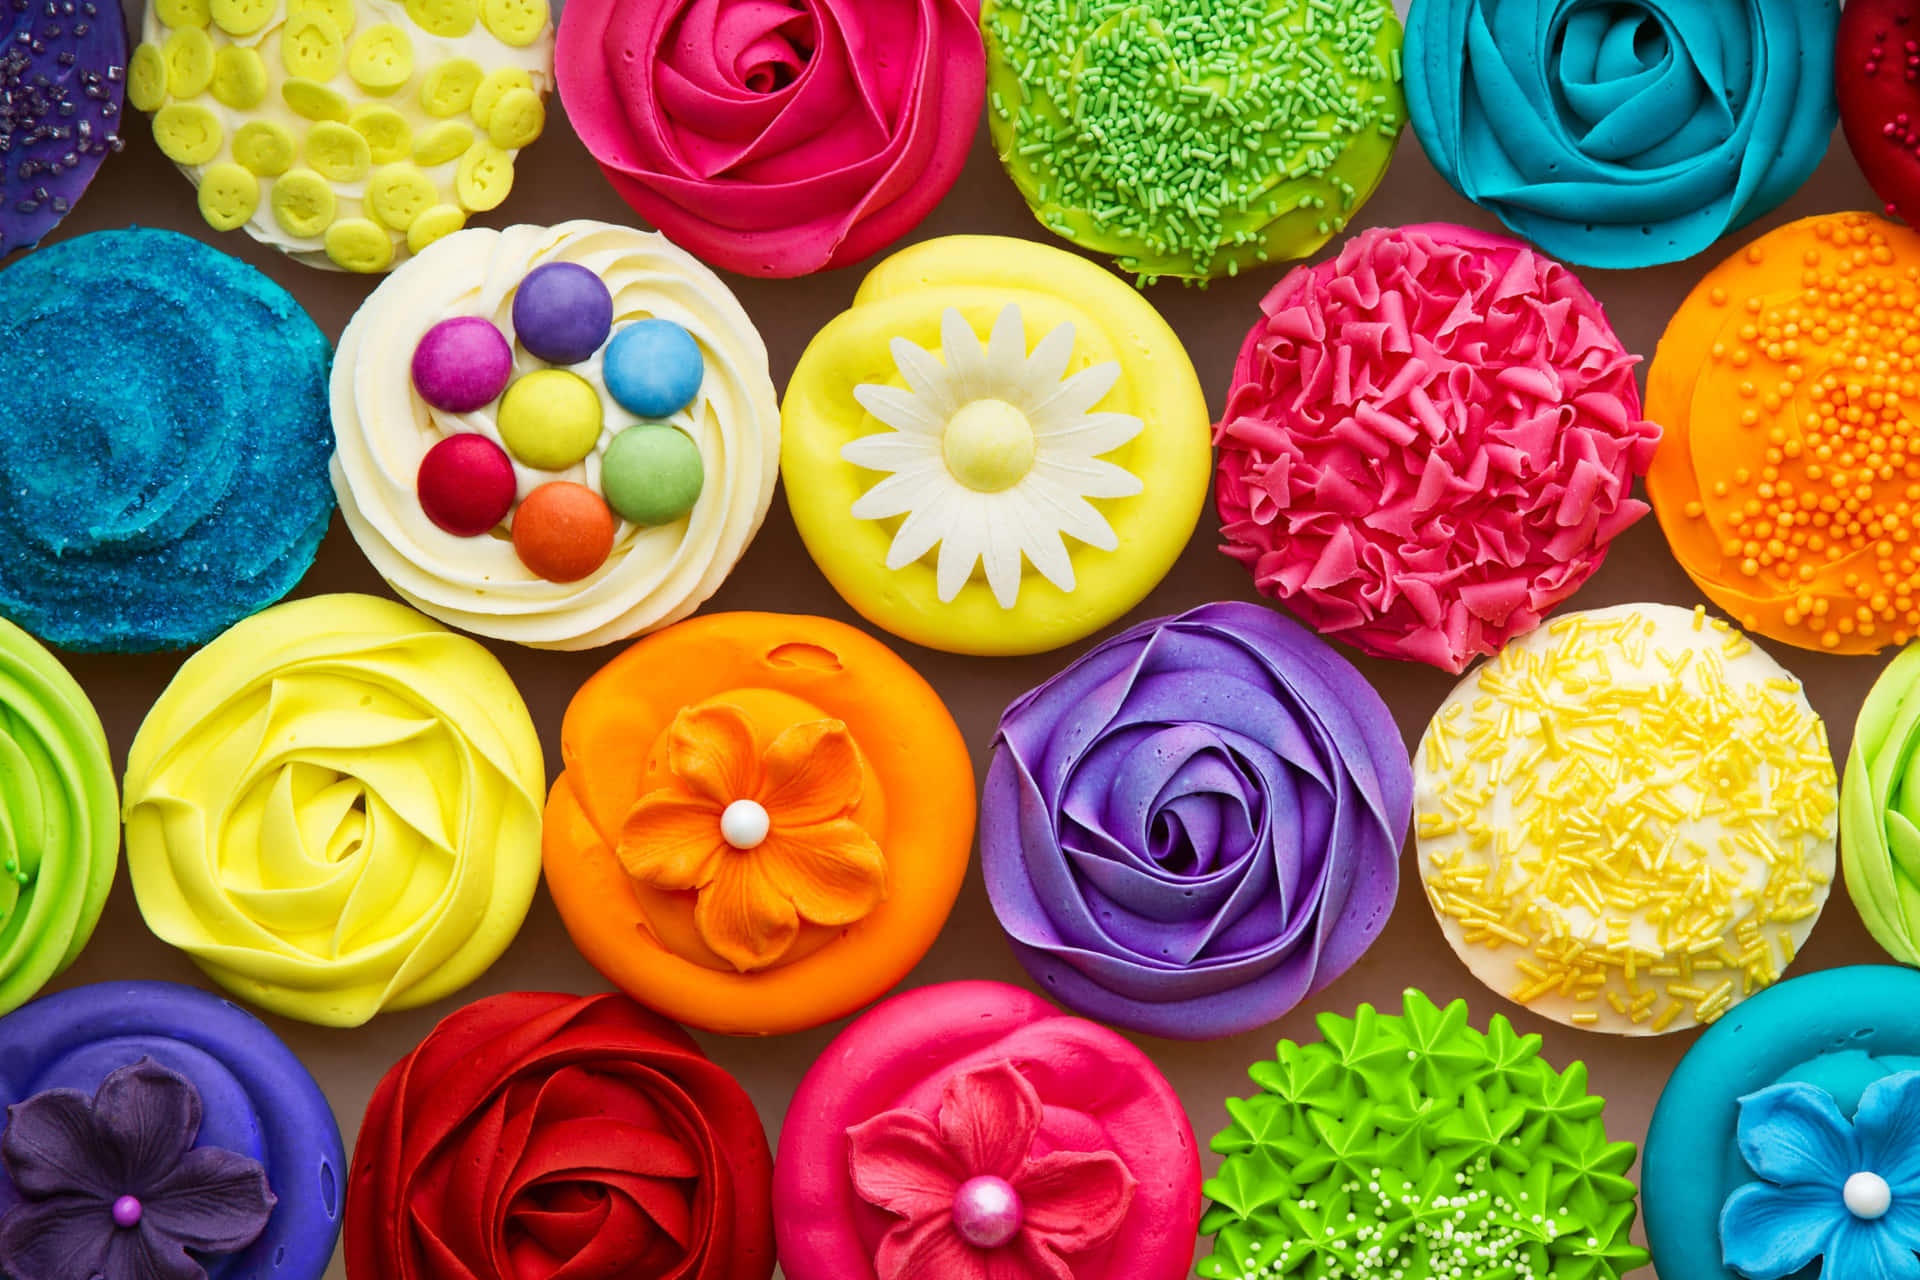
280;12;344;81
306;120;371;181
348;25;413;94
480;0;547;46
470;67;529;128
325;219;394;272
128;44;166;113
284;77;350;122
233;120;295;175
413;120;472;166
455;140;513;210
420;58;482;117
163;27;213;97
211;46;266;108
289;0;354;37
209;0;273;36
366;164;436;230
153;104;223;165
155;0;210;28
408;204;465;254
197;163;260;231
350;105;413;163
486;86;543;149
271;169;335;237
405;0;476;38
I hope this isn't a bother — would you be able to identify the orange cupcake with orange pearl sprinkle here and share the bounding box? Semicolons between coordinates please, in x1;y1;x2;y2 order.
1648;212;1920;655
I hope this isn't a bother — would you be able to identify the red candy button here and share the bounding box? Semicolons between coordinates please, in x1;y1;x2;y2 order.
418;433;516;536
513;481;614;581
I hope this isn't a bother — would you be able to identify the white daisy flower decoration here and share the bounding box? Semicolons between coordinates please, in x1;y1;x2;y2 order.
841;304;1145;608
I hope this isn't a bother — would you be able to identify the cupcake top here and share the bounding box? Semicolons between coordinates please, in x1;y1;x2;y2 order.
782;234;1212;657
557;0;983;278
774;980;1202;1280
1644;965;1920;1280
1200;988;1649;1280
1216;222;1660;672
0;980;345;1280
0;618;117;1019
1648;212;1920;654
123;593;546;1027
984;601;1410;1041
982;0;1404;284
1;0;125;255
1406;0;1837;269
1839;0;1920;224
126;0;553;272
332;220;781;650
1416;603;1837;1036
1844;642;1920;966
347;990;774;1280
544;611;974;1035
0;228;334;652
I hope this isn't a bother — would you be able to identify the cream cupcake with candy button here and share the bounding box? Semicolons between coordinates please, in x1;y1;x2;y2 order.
126;0;552;272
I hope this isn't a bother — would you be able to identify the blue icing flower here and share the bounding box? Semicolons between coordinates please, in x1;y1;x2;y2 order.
1722;1073;1920;1280
1404;0;1839;268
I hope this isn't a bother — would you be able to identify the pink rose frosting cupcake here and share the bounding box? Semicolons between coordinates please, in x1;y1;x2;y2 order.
773;981;1202;1280
1215;222;1661;672
556;0;983;278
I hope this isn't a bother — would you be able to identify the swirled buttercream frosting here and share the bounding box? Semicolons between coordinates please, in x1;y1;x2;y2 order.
1842;642;1920;967
773;980;1202;1280
1216;222;1659;673
0;228;334;653
1405;0;1838;269
1;0;123;255
557;0;983;278
347;991;774;1280
982;601;1411;1041
331;220;780;649
123;593;546;1027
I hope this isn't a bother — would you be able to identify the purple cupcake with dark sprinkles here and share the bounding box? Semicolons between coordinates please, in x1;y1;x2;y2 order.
1;0;125;256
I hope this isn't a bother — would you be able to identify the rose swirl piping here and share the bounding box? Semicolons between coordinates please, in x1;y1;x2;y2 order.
981;601;1412;1041
1842;643;1920;968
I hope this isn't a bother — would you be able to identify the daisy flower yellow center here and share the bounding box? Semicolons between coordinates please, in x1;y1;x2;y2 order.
943;400;1036;493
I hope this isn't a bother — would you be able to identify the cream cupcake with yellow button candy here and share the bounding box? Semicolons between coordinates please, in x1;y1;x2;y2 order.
126;0;552;272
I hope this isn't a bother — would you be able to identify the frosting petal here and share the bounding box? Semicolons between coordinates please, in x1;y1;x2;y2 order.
1719;1181;1842;1279
1736;1083;1859;1188
90;1060;201;1191
846;1109;962;1220
0;1091;114;1200
1827;1217;1920;1280
1857;1072;1920;1190
0;1198;112;1280
935;1063;1040;1184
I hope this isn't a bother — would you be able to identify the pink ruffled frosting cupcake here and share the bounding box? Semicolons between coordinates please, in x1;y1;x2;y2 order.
772;981;1201;1280
556;0;983;278
1215;222;1660;672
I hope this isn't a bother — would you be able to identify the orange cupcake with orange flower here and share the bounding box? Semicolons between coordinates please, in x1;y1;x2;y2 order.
543;611;975;1035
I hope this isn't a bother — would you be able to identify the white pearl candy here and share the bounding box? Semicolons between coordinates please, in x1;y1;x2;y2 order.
720;799;771;849
1845;1171;1893;1220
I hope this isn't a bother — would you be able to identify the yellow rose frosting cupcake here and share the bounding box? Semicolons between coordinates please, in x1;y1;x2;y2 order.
125;0;553;272
781;235;1212;657
123;593;546;1027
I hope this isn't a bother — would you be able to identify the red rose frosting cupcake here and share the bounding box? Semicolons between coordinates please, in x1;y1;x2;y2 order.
774;981;1202;1280
1838;0;1920;223
555;0;983;278
346;991;774;1280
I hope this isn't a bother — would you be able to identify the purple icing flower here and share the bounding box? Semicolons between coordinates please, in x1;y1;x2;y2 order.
0;1058;276;1280
982;601;1412;1040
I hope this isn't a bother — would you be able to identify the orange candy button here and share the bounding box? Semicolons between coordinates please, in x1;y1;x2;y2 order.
511;481;613;582
542;612;976;1035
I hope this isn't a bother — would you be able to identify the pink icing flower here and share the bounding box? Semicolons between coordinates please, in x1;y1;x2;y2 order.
846;1061;1136;1280
1214;222;1661;672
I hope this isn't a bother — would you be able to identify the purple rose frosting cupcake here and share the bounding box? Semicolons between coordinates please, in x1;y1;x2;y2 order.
982;601;1412;1040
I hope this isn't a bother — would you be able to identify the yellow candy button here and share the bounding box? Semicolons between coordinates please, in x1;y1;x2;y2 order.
486;86;543;149
211;46;266;108
480;0;547;46
155;0;210;28
197;163;260;231
408;203;465;254
350;106;413;163
289;0;354;38
419;57;481;117
283;77;350;122
209;0;273;36
128;44;166;113
162;26;214;97
405;0;476;38
232;121;295;175
306;121;371;181
470;68;530;129
271;169;336;237
455;140;513;210
280;12;344;81
153;104;223;165
412;120;472;166
365;164;436;230
326;219;395;272
348;25;413;94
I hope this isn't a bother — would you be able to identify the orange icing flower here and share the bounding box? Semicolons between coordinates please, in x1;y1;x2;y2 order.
619;704;888;973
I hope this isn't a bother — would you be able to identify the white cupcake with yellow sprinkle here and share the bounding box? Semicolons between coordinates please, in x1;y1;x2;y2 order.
127;0;551;272
1415;602;1838;1036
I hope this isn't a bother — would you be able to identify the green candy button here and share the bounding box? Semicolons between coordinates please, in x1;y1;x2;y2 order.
601;424;702;526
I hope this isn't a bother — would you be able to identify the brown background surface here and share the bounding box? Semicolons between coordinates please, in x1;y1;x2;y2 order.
14;23;1900;1277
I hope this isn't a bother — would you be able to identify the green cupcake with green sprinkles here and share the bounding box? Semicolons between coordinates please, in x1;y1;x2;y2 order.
982;0;1407;285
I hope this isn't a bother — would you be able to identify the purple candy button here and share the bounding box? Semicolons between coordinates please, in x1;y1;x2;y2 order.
511;262;612;365
1;0;128;256
412;316;514;413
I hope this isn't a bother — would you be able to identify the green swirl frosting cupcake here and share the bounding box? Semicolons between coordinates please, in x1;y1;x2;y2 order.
1842;644;1920;964
1200;990;1649;1280
0;618;117;1015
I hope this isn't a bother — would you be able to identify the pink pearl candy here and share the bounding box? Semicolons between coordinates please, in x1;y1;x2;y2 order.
950;1175;1023;1249
112;1195;142;1228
